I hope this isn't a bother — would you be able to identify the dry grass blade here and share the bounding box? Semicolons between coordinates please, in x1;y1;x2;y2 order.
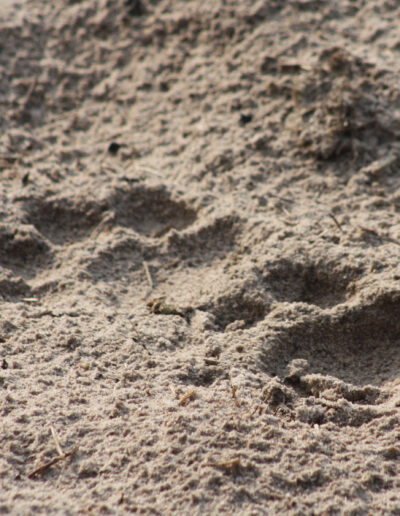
169;383;177;398
50;426;64;458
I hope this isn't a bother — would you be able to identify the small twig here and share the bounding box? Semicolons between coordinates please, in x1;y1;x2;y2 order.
229;381;240;407
139;165;164;178
282;218;297;227
268;193;294;204
21;75;38;109
204;358;219;366
230;383;237;399
360;226;378;236
328;213;344;233
132;336;151;355
205;458;241;470
142;261;153;288
91;212;114;238
178;389;196;406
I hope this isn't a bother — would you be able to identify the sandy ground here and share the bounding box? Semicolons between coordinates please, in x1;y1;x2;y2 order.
1;0;400;514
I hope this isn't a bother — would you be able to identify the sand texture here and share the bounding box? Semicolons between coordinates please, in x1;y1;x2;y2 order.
1;0;400;514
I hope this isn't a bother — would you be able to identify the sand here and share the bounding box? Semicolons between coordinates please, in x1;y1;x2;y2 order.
1;0;400;514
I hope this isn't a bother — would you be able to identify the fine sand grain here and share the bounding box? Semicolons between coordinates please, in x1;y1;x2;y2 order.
1;1;400;514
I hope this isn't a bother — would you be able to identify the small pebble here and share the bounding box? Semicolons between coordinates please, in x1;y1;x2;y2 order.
108;142;121;155
240;113;253;125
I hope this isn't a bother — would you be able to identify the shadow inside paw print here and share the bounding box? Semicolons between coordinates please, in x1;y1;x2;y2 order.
24;197;105;245
260;291;400;388
110;184;197;238
264;258;361;308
